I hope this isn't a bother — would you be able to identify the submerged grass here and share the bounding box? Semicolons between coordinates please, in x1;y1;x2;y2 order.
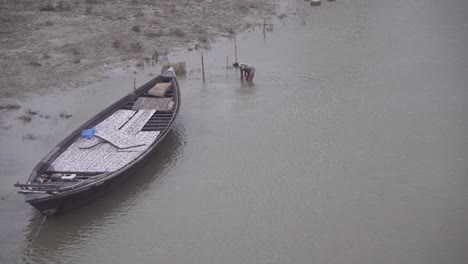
17;114;32;123
0;104;20;111
23;133;36;140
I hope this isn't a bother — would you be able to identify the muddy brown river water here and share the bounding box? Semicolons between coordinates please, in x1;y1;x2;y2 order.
1;0;468;263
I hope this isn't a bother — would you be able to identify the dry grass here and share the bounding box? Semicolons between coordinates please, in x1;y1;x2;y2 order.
225;27;235;35
27;61;42;67
172;28;186;38
136;60;144;69
71;48;80;56
132;25;141;32
151;50;159;62
113;40;122;48
145;30;163;39
39;4;56;12
193;25;209;43
198;35;208;43
85;5;93;15
39;1;72;12
134;10;144;17
56;1;72;10
278;13;287;19
235;1;252;13
194;26;208;35
130;42;143;52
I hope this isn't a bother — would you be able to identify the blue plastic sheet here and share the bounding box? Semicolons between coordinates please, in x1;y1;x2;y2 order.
81;128;96;139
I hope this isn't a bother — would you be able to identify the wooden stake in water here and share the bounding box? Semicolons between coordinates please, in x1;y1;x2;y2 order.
234;34;238;62
226;56;229;78
263;18;266;33
201;52;205;83
133;78;136;91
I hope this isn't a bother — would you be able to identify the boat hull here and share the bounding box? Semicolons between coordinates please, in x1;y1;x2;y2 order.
26;147;155;215
18;72;180;215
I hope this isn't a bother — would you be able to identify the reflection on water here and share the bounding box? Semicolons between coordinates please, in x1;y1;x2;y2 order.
240;79;256;89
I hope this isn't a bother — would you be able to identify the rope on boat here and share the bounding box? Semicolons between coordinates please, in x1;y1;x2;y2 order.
28;215;47;257
0;187;17;201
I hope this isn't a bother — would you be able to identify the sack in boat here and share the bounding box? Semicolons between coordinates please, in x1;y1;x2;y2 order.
148;82;172;97
161;62;186;76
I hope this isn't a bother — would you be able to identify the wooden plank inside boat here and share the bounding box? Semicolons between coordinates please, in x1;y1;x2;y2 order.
132;97;173;111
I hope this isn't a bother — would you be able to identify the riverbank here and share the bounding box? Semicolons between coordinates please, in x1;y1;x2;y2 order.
0;0;277;99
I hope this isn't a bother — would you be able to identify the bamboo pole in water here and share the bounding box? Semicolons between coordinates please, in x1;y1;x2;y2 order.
226;56;229;79
234;34;238;62
201;52;205;82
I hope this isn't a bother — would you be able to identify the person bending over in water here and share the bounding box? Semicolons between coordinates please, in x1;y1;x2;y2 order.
233;62;256;81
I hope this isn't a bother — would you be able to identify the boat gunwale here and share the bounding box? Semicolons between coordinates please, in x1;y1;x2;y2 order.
18;72;181;201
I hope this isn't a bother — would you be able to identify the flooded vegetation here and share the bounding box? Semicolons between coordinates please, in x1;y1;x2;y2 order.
0;0;276;98
0;103;20;111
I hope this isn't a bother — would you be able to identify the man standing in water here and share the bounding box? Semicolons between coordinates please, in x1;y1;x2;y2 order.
233;62;256;81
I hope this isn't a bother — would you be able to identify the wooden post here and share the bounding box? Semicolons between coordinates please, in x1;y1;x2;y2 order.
201;52;205;83
234;34;238;63
133;78;136;91
263;18;266;33
226;56;228;69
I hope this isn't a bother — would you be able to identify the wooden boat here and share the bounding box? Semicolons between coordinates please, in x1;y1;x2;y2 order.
15;70;181;215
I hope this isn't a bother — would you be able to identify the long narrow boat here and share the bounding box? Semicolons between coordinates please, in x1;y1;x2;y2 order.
15;70;181;215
